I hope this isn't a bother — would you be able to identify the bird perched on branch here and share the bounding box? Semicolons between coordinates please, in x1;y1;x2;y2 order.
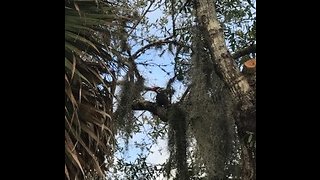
145;86;171;107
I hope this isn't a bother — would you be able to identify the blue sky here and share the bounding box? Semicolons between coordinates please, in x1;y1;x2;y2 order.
114;1;178;172
111;2;191;178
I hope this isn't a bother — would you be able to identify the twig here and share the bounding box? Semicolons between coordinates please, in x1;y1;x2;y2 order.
128;0;155;37
132;37;191;60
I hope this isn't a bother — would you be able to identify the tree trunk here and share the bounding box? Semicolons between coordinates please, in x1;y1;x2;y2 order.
195;0;256;179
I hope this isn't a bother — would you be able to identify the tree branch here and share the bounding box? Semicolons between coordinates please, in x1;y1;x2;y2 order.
232;44;256;59
246;0;256;9
196;0;256;132
179;86;191;103
132;100;168;122
131;36;191;60
128;0;155;37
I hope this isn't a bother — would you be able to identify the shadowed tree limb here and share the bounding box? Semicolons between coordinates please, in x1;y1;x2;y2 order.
232;44;256;59
132;100;168;122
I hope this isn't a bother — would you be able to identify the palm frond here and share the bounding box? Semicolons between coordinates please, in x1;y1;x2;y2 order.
65;0;126;179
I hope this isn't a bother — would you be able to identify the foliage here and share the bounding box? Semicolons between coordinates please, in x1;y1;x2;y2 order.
112;0;255;178
65;0;256;179
181;25;237;178
111;154;165;179
114;74;145;147
216;0;256;63
166;104;188;179
65;0;136;178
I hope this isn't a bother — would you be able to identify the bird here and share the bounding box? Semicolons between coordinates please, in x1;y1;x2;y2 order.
145;86;170;107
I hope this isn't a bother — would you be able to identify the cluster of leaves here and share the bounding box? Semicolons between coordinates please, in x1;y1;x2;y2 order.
217;0;256;58
111;155;164;179
107;113;170;179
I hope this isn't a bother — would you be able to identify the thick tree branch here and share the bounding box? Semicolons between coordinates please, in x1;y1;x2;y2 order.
132;100;168;122
196;1;256;178
232;44;256;59
197;0;254;105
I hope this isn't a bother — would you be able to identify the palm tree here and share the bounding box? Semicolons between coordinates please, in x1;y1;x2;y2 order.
65;0;128;179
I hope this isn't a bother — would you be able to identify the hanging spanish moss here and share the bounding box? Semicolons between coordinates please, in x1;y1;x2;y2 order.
165;104;188;180
184;26;239;179
114;71;145;146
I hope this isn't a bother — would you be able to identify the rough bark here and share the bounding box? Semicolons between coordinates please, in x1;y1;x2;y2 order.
195;0;256;179
196;0;255;133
